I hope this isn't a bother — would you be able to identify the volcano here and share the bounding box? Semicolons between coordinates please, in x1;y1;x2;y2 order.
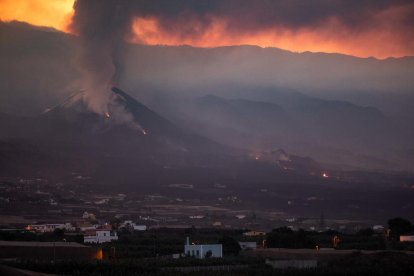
0;88;242;184
110;87;230;154
0;87;323;187
43;87;238;160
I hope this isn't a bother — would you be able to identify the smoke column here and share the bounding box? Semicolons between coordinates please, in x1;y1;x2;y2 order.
70;0;133;114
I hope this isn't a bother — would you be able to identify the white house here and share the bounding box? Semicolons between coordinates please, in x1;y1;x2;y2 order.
373;225;385;232
78;223;99;232
119;220;147;231
239;241;257;250
27;223;74;233
133;225;147;231
243;230;266;237
189;215;205;219
84;230;118;244
184;237;222;259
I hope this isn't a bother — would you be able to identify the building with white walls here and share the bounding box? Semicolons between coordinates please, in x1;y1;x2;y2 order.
27;223;74;233
239;241;257;250
184;237;222;259
119;220;147;231
84;230;118;244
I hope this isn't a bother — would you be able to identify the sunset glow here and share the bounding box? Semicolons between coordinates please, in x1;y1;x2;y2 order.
1;0;413;59
130;15;413;59
0;0;74;31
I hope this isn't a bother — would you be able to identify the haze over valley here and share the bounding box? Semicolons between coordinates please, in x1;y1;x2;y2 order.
1;0;414;246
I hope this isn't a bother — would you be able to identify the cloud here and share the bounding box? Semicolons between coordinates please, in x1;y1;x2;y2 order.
127;0;414;58
3;0;413;58
107;0;413;34
69;0;134;113
0;0;73;30
68;0;414;112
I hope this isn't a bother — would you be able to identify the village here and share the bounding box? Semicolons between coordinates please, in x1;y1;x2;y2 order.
0;175;392;234
1;175;414;273
1;213;414;275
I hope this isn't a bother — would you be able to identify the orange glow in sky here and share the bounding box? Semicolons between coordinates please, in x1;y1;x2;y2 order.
0;0;74;31
1;0;413;59
130;10;414;59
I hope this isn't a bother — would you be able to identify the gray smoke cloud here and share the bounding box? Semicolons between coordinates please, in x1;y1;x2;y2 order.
70;0;414;113
70;0;133;114
127;0;414;33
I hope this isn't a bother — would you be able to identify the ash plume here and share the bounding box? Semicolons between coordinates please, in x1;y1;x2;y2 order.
69;0;414;114
70;0;133;115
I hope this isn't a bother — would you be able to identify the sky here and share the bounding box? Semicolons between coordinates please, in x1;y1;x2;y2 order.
1;0;414;59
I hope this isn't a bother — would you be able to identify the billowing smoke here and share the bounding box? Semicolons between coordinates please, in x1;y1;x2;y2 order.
70;0;133;115
70;0;414;114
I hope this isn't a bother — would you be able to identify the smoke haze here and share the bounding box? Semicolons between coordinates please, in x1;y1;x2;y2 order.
67;0;414;113
69;0;133;114
0;21;414;172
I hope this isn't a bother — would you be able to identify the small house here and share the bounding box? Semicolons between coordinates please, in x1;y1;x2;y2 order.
84;230;118;244
184;237;222;259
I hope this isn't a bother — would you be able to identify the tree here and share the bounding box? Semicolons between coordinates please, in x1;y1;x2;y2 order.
110;218;121;230
53;228;65;240
388;217;412;239
219;236;241;256
357;228;375;236
267;228;315;249
272;227;293;234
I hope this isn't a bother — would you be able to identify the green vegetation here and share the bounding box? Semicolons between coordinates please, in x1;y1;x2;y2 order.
264;217;414;251
0;229;83;243
105;228;246;259
267;227;315;249
219;236;241;256
388;217;413;239
3;252;414;276
2;217;414;275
